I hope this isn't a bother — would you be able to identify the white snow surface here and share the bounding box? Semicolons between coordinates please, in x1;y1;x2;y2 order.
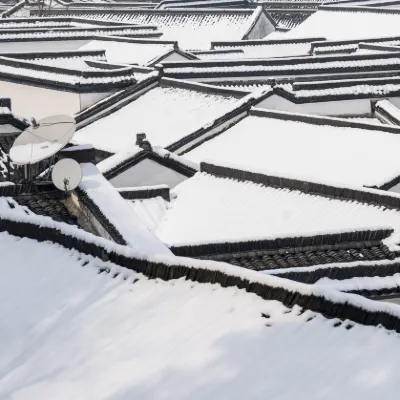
79;39;174;65
155;172;400;246
128;196;169;232
285;9;400;41
48;10;258;50
315;274;400;293
376;99;400;121
185;112;400;187
74;85;240;152
214;40;315;58
79;163;171;255
1;232;400;399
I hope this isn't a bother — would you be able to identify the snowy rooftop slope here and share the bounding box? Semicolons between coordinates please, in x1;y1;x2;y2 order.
155;172;400;246
163;52;400;80
1;232;400;399
277;80;400;100
375;99;400;125
0;26;160;41
73;82;242;152
79;38;175;65
44;9;265;49
11;52;107;70
128;196;169;231
212;38;323;58
0;56;136;88
285;7;400;41
79;163;171;254
184;110;400;188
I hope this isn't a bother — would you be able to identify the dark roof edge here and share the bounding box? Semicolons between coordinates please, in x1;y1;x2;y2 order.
104;150;197;181
274;259;400;285
211;36;325;48
75;74;159;126
3;215;400;332
159;77;250;97
200;161;400;211
249;107;400;134
42;6;256;14
171;229;393;257
311;35;400;50
75;186;128;245
320;4;400;13
167;90;273;153
118;185;170;201
0;49;106;59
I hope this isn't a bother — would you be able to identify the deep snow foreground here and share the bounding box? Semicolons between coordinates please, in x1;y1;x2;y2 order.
1;233;400;399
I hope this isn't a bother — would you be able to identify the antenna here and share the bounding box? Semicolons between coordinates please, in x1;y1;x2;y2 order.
10;115;76;166
51;158;82;192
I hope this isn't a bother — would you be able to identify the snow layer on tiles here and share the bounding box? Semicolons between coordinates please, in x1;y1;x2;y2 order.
376;99;400;121
155;172;400;246
128;196;169;232
48;11;256;50
79;39;174;65
342;116;385;125
169;55;400;75
0;28;155;40
0;57;134;86
74;86;239;152
185;113;400;187
2;232;400;399
215;41;314;58
285;9;400;41
79;163;171;255
24;54;107;70
279;82;400;98
315;274;400;294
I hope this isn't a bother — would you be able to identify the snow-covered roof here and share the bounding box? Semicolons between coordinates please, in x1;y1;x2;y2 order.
284;6;400;41
191;49;246;60
0;24;161;41
3;230;400;399
162;52;400;81
2;49;108;70
128;194;169;231
79;37;193;65
78;163;171;253
375;99;400;125
0;55;138;90
38;7;275;49
155;169;400;247
275;77;400;102
269;9;314;28
211;37;324;58
183;109;400;188
73;79;247;152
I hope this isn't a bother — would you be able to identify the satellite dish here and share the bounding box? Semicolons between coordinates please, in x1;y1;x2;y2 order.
51;158;82;192
10;115;76;165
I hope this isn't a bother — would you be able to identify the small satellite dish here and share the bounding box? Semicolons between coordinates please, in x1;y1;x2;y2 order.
51;158;82;192
10;115;76;165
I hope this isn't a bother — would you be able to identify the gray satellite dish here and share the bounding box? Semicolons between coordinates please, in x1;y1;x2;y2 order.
10;115;76;165
51;158;82;192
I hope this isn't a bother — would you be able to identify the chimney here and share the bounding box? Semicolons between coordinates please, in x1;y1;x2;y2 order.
0;98;11;111
136;133;146;147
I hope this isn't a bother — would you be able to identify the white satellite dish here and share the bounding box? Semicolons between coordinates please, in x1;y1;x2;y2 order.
51;158;82;192
10;115;76;165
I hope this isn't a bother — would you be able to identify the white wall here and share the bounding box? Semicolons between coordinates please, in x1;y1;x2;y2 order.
0;39;90;53
80;91;116;111
0;80;81;119
110;158;187;189
246;13;276;40
158;51;193;63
